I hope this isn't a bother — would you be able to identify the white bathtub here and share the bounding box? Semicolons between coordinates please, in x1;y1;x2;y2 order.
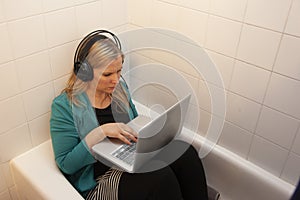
10;131;295;200
10;102;296;200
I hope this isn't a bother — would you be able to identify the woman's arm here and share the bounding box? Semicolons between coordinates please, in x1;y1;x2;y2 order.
50;98;95;175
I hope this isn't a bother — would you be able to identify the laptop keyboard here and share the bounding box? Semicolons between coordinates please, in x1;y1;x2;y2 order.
111;142;136;166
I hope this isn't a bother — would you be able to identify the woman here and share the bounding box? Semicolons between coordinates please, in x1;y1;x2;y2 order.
50;30;208;200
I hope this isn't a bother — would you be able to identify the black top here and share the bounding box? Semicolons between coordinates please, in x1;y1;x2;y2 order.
93;103;130;178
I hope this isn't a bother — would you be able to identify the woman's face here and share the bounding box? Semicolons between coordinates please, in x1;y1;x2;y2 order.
93;55;123;95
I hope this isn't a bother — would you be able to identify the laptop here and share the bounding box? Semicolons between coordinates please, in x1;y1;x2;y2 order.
92;94;191;173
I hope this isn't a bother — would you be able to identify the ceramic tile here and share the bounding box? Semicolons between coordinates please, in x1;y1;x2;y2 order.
248;135;289;177
264;73;300;119
0;24;13;64
128;0;152;26
230;61;270;103
0;1;5;23
42;0;77;12
274;34;300;80
184;103;201;133
75;1;102;38
102;0;128;29
0;167;7;194
205;15;242;57
44;8;77;48
0;62;20;100
7;16;47;58
49;41;77;79
3;0;43;21
218;122;253;158
256;106;299;149
198;108;211;136
206;50;235;89
210;0;247;21
237;25;281;70
285;0;300;37
178;0;210;12
1;163;14;188
281;153;300;185
177;7;208;46
15;51;52;91
151;1;178;30
226;92;261;132
0;96;27;134
292;128;300;155
244;0;292;32
22;82;55;121
28;113;50;146
0;124;32;162
53;75;69;96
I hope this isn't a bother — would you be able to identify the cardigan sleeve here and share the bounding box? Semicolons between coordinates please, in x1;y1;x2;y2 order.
50;95;95;175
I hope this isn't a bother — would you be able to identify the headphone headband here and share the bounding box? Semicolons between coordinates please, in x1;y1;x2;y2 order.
73;30;122;82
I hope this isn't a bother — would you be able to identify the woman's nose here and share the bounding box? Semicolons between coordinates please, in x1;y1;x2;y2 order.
111;73;120;83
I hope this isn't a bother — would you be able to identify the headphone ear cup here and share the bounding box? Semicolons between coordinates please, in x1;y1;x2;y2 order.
74;61;94;82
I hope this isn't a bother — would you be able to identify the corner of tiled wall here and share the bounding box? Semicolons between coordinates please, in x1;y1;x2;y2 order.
127;0;300;187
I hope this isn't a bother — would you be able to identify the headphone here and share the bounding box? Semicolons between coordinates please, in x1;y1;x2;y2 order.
73;30;122;82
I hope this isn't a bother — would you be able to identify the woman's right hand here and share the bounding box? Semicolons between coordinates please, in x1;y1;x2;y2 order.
85;123;137;149
100;123;138;144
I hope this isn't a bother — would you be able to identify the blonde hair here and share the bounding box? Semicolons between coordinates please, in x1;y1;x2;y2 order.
62;38;129;110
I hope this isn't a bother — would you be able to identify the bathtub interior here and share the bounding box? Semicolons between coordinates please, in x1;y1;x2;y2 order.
10;101;296;200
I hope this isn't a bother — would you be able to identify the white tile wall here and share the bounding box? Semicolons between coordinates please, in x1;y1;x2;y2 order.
206;51;235;90
281;153;300;185
0;96;27;134
210;0;247;22
0;124;32;163
0;167;7;194
7;16;47;58
177;0;210;12
28;113;51;146
15;51;52;91
236;25;281;70
0;24;13;64
49;41;77;79
0;62;20;101
177;6;208;46
248;135;289;177
205;15;242;57
75;1;102;37
292;128;300;155
42;0;77;12
264;73;300;119
218;122;252;158
22;82;55;121
128;0;152;27
285;0;300;37
226;92;261;132
102;0;128;29
256;106;299;149
230;60;270;103
0;1;5;23
274;34;300;80
44;8;77;48
244;0;292;32
2;0;43;21
151;1;179;30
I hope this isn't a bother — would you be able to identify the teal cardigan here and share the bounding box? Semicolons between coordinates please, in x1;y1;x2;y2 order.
50;82;138;198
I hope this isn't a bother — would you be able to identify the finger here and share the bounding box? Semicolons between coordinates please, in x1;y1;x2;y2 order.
119;134;132;145
123;130;138;142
